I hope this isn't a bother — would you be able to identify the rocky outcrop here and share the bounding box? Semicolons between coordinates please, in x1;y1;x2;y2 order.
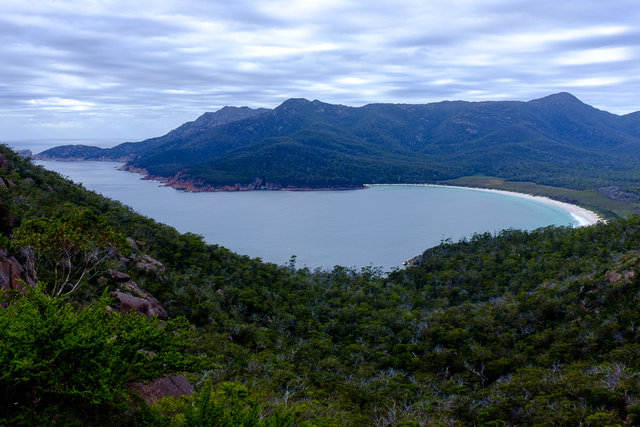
0;248;37;292
606;270;636;284
112;291;167;317
110;272;167;318
109;269;132;282
605;254;637;285
126;237;140;250
133;254;165;275
129;375;194;405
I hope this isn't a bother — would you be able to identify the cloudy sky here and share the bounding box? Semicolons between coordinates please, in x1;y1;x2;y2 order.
1;0;639;144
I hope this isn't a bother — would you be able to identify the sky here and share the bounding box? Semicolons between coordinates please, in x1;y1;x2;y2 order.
1;0;639;144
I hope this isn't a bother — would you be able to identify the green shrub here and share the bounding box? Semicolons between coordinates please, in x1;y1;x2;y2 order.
0;288;193;425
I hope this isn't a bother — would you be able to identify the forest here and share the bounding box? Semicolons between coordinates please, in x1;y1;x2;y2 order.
4;143;640;425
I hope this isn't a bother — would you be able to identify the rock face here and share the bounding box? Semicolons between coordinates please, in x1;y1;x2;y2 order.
129;375;194;405
0;248;37;292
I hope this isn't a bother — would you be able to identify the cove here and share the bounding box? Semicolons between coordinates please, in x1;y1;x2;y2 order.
36;160;578;270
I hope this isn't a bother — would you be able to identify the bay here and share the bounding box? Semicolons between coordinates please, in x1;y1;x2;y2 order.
33;159;576;270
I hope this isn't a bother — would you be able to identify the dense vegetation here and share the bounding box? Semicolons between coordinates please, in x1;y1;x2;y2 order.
38;93;640;193
5;144;640;424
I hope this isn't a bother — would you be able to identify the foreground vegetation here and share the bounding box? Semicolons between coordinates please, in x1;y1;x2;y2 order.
4;144;640;425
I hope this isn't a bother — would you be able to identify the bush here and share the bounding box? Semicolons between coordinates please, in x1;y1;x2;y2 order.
0;288;193;425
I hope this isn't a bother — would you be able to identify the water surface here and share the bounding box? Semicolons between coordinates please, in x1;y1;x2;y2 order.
34;160;576;270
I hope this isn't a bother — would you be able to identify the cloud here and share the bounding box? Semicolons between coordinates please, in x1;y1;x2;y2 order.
0;0;639;141
27;98;96;111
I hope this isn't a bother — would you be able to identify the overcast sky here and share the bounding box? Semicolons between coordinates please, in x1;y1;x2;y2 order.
1;0;639;144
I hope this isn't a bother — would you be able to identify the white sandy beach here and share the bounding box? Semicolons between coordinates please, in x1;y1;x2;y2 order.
366;184;603;227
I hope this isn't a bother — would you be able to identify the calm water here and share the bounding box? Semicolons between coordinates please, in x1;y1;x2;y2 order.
31;159;576;270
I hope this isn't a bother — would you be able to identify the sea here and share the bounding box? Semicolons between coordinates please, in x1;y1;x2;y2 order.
6;140;577;271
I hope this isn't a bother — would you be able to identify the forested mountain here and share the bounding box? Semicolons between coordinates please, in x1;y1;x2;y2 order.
6;142;640;424
37;93;640;191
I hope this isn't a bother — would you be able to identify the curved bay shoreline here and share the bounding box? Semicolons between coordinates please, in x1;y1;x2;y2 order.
42;156;602;228
114;164;604;227
366;183;603;227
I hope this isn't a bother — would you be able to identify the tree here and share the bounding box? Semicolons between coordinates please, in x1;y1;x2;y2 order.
14;208;125;297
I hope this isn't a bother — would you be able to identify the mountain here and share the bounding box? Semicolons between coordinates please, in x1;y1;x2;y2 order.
37;93;640;190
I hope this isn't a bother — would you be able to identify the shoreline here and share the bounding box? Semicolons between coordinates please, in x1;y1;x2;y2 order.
366;183;603;227
118;164;366;192
34;158;604;226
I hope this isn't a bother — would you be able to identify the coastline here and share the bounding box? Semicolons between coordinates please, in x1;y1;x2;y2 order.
365;183;604;227
117;165;366;192
33;157;604;226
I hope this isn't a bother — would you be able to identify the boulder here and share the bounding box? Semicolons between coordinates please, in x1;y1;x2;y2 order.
130;375;194;405
112;290;168;318
112;280;167;318
126;237;140;250
134;254;165;274
109;270;132;282
0;248;37;292
0;154;8;170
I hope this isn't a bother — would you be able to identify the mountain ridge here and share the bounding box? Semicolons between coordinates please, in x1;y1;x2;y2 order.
36;93;640;191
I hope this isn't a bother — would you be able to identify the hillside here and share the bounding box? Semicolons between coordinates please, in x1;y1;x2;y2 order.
6;143;640;424
37;93;640;192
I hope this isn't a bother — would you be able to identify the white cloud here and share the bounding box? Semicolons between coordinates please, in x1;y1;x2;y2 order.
555;47;633;65
0;0;639;139
563;77;627;87
26;98;96;111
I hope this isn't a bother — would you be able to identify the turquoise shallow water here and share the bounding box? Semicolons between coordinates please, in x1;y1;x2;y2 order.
32;159;575;270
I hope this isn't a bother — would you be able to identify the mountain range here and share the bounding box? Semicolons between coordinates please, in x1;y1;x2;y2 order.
37;92;640;191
